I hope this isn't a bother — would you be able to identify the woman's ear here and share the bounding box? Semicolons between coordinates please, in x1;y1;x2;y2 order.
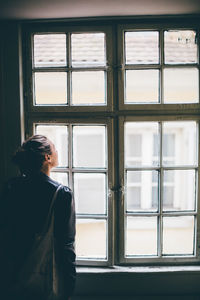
44;154;51;162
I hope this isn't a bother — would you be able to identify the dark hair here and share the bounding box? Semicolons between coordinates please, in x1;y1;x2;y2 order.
12;135;52;175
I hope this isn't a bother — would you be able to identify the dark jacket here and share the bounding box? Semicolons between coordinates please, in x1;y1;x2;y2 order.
0;172;76;298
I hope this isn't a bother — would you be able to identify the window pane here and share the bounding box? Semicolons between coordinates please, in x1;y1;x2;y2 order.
163;68;198;103
126;134;142;158
34;72;67;105
164;30;197;64
163;186;174;209
125;31;159;64
163;216;194;255
163;170;196;211
126;171;158;212
72;33;106;67
125;70;159;103
162;121;197;166
74;173;106;215
50;172;69;186
125;122;159;167
72;71;105;105
76;219;107;259
163;134;175;157
36;125;68;167
73;126;106;168
33;34;67;67
126;217;157;256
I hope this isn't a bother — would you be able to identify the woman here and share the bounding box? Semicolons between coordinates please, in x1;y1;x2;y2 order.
0;135;76;300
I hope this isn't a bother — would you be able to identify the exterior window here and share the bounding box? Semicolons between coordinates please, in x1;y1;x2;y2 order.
123;30;198;105
35;123;111;263
32;32;108;107
124;121;197;257
24;21;200;266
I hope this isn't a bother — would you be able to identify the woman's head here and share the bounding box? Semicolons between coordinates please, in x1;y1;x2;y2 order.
12;135;58;176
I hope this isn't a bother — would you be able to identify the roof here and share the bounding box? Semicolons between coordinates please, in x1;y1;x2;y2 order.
33;31;197;67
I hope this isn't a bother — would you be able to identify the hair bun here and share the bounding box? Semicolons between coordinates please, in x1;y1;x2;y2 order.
12;135;52;175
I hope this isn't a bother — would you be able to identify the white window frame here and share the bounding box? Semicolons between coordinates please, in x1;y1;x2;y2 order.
23;18;200;266
24;24;113;114
26;117;114;266
117;24;200;114
119;115;200;265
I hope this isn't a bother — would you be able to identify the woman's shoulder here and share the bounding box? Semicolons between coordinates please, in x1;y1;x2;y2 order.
44;174;72;193
53;184;74;215
42;174;72;199
58;184;73;198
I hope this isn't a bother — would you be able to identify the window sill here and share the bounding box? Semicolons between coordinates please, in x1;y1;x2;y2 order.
77;265;200;274
75;266;200;296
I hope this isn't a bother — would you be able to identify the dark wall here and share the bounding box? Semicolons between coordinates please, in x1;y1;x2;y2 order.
0;21;24;189
74;268;200;297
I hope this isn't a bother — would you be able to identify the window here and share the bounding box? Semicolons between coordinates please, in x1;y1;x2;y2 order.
23;19;200;266
27;28;113;112
122;120;197;259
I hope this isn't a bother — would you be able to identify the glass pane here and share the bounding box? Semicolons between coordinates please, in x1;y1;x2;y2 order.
162;121;197;166
76;219;107;259
36;125;68;167
74;173;106;215
163;170;196;211
163;216;194;255
125;70;159;103
72;71;105;105
163;68;198;103
50;172;69;186
126;217;157;256
72;33;106;67
126;171;158;212
34;72;67;105
125;122;159;167
34;34;67;67
163;133;175;157
164;30;197;64
73;126;106;168
125;31;159;64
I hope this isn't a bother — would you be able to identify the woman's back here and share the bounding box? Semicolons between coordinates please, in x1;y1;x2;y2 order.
0;159;76;299
2;174;59;264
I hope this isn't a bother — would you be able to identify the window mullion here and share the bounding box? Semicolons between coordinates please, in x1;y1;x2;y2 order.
160;29;164;104
197;31;200;260
196;120;200;259
118;117;126;263
77;214;107;219
67;32;71;106
68;123;73;190
198;29;200;105
158;122;163;258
